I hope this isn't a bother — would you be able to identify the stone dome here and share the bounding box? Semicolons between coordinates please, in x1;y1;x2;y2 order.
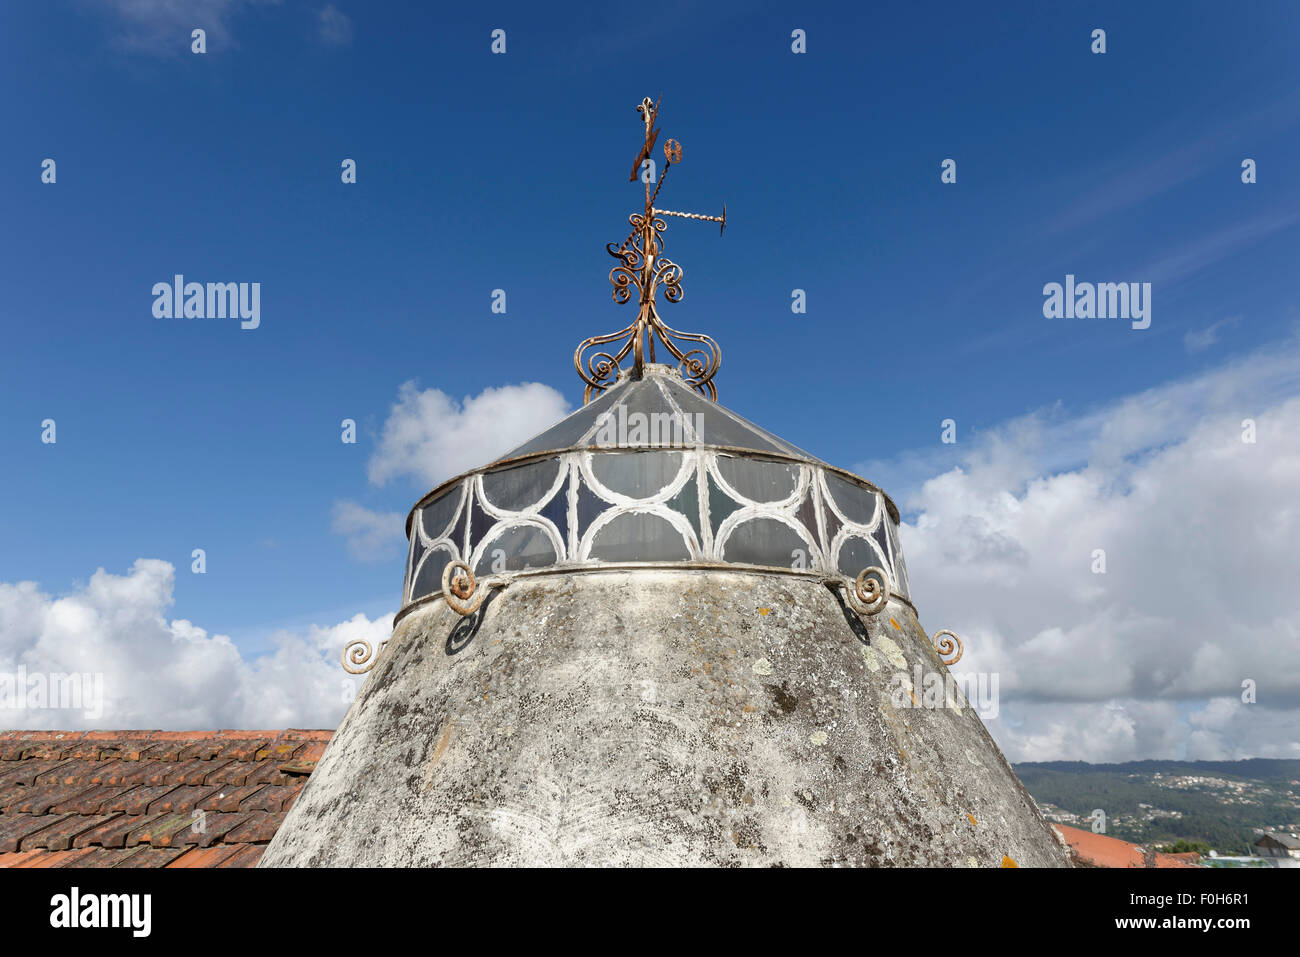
260;95;1069;868
261;366;1070;867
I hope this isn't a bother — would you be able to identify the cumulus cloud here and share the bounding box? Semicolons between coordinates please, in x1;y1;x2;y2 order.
327;379;569;562
331;501;404;562
880;339;1300;762
368;380;572;489
0;559;389;730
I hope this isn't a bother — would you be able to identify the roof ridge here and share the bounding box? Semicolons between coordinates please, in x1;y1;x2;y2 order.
0;729;334;741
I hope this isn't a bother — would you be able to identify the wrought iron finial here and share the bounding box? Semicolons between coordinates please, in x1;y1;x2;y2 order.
575;96;726;403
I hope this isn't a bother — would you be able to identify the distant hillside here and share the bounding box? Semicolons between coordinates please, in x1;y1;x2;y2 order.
1013;759;1300;856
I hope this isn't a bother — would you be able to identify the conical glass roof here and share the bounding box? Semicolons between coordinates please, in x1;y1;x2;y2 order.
495;364;823;465
400;362;913;617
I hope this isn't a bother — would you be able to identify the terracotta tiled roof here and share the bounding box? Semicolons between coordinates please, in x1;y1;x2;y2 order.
1052;824;1199;868
0;730;331;868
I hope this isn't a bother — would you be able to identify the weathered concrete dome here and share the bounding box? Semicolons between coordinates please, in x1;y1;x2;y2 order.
262;365;1070;867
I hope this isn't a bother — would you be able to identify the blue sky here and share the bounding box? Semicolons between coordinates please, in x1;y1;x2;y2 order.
2;2;1298;757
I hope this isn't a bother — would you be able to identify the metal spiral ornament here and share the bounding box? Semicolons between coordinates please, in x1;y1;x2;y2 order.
442;560;488;617
341;638;386;675
932;630;964;666
846;566;890;616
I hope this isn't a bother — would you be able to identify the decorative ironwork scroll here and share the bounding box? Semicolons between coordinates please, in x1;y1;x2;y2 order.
932;630;964;666
846;566;891;617
342;638;387;675
442;560;488;617
575;97;726;403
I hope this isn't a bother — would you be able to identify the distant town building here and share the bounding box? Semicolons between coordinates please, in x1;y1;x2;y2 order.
1254;831;1300;866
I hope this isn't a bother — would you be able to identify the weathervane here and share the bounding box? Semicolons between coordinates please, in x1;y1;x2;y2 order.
574;96;726;403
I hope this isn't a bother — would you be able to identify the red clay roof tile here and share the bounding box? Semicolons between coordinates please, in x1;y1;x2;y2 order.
23;813;122;851
74;811;167;849
10;781;100;815
58;846;150;868
165;758;235;786
10;848;88;868
113;846;188;868
0;729;331;867
217;739;273;761
297;740;329;763
97;760;171;788
104;785;176;814
224;812;286;844
129;812;199;848
0;786;27;814
243;761;294;787
0;849;50;867
146;784;222;815
179;811;254;847
239;786;294;813
134;741;186;762
0;812;76;852
0;759;70;788
176;739;224;761
165;843;246;868
50;846;106;867
205;762;253;786
216;844;265;867
49;783;120;815
0;732;77;761
1052;824;1200;868
199;784;267;813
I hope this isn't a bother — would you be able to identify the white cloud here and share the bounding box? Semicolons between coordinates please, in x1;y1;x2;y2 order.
316;4;352;46
1184;314;1242;353
331;500;404;562
94;0;279;55
884;339;1300;761
860;335;1300;494
0;559;390;730
986;697;1300;764
328;379;569;563
368;380;572;489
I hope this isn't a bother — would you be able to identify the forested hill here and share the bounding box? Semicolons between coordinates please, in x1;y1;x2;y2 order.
1013;759;1300;855
1018;759;1300;780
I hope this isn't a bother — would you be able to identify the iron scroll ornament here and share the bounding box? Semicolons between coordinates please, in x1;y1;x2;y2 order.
575;97;725;403
845;566;891;616
932;630;964;666
342;638;387;675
